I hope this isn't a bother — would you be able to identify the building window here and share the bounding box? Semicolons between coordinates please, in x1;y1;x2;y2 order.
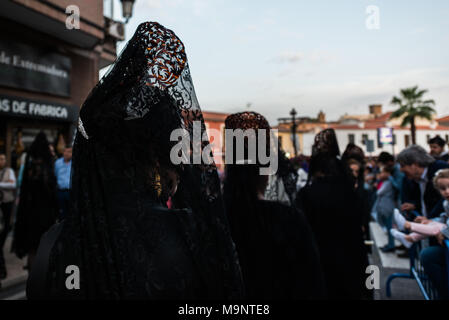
362;134;368;145
348;134;355;144
405;135;410;147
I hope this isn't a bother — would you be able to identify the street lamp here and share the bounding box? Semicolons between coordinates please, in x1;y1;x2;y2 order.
120;0;136;23
289;108;298;157
278;108;300;158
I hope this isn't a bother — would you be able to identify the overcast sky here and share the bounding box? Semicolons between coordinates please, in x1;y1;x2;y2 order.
103;0;449;125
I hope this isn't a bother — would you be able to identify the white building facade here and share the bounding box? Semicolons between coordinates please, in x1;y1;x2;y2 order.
300;111;449;157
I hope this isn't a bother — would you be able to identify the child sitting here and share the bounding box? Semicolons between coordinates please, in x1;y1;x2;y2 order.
391;169;449;248
374;165;397;252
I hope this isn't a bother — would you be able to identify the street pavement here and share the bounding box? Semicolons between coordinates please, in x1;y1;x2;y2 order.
369;221;424;300
0;236;27;300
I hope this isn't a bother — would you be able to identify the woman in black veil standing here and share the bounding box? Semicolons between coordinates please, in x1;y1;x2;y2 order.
13;132;58;270
296;129;369;299
27;22;244;299
223;111;325;299
342;144;373;252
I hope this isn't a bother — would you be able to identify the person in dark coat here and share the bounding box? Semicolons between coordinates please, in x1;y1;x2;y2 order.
428;135;449;162
296;129;370;299
223;111;326;299
398;145;449;219
342;143;372;253
12;132;58;270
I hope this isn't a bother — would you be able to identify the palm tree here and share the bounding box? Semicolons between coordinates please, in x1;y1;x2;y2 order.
389;86;436;144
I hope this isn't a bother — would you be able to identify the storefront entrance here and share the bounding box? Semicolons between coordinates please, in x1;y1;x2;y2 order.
1;118;73;172
0;94;79;171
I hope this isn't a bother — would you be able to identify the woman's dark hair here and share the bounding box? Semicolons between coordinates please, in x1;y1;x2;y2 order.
342;143;365;188
381;165;394;174
342;143;365;163
378;152;394;164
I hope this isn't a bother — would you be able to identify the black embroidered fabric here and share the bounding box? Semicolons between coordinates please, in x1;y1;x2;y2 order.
224;111;298;204
12;132;58;259
307;129;345;184
41;22;244;299
225;111;270;132
223;112;325;299
296;128;369;299
311;128;340;157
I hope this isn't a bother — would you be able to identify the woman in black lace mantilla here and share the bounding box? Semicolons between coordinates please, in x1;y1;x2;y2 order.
27;22;244;299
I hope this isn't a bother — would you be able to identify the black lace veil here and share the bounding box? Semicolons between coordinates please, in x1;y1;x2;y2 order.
306;128;354;187
12;132;58;259
311;128;341;157
43;22;243;299
264;148;299;206
222;111;297;205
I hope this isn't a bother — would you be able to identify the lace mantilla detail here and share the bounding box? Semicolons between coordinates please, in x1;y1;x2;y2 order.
125;22;200;120
78;118;89;140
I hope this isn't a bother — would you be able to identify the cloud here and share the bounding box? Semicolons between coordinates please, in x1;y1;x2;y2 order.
271;51;305;64
308;50;337;65
208;67;449;124
270;50;337;66
283;67;449;121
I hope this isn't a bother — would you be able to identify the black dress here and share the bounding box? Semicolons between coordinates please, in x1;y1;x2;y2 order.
297;176;368;299
13;153;58;259
44;192;212;299
229;199;326;299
